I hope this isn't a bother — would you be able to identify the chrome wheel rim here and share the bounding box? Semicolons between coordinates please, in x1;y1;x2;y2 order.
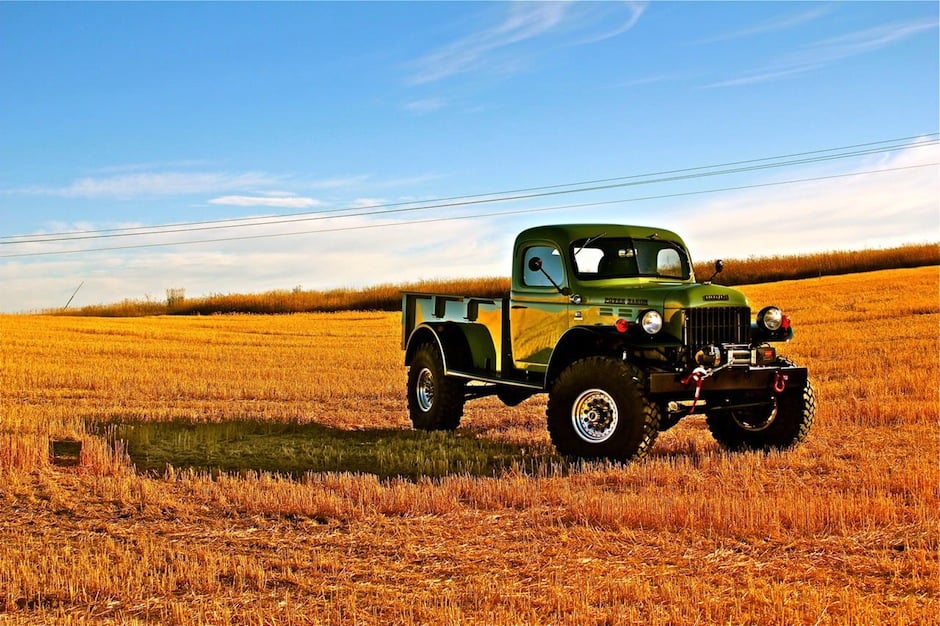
572;389;619;442
416;367;435;412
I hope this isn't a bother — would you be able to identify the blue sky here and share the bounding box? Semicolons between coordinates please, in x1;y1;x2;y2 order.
1;1;937;312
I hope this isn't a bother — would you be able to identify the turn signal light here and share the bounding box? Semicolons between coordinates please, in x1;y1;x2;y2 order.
615;318;629;333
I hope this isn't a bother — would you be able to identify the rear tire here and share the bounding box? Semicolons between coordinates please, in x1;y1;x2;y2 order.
547;357;660;462
706;359;816;451
407;343;464;431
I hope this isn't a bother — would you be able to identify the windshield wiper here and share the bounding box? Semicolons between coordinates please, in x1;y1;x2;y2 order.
574;232;606;257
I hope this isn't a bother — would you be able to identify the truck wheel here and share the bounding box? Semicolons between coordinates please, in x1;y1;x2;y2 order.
407;343;464;431
706;359;816;451
547;357;660;462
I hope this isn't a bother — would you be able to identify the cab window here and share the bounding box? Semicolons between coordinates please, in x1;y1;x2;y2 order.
572;237;690;280
656;248;684;278
523;245;565;288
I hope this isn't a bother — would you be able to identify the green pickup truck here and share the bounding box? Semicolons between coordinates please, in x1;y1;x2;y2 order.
402;223;815;462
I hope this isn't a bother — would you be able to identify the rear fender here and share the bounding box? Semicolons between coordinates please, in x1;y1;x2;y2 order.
405;323;496;374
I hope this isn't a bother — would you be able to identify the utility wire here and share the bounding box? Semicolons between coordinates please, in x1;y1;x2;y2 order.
3;161;933;259
2;133;936;245
0;132;928;239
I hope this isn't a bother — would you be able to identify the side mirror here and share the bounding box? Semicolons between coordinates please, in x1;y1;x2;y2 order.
706;259;724;284
527;255;568;295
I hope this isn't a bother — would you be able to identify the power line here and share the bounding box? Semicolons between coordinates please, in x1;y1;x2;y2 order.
2;133;937;246
3;161;933;259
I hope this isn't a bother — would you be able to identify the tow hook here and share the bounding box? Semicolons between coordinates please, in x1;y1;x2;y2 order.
773;371;788;394
680;358;736;414
680;366;710;414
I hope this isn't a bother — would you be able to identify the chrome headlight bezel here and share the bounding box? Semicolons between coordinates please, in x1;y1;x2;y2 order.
639;309;663;335
757;306;784;331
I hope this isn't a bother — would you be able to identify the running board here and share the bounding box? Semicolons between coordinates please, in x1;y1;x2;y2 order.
445;369;544;391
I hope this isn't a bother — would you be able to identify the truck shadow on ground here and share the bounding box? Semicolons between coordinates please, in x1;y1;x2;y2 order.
94;419;560;481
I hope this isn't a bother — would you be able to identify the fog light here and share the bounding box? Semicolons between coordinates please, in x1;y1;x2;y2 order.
695;345;721;367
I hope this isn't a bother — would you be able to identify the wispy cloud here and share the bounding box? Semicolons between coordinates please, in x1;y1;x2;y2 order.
209;193;322;209
304;175;371;191
695;6;831;45
3;169;379;201
407;2;646;85
404;97;448;114
705;64;826;89
706;17;938;88
9;171;284;199
576;2;646;45
618;72;691;89
807;17;938;58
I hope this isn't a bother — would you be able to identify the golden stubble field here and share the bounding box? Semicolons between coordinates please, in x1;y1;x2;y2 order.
1;266;937;625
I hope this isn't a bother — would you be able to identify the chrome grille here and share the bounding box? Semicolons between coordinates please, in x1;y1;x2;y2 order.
683;307;750;348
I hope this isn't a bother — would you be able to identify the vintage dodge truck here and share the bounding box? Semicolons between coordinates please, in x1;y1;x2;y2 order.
402;224;815;462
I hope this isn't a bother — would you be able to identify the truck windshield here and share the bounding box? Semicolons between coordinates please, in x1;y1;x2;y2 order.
570;237;691;280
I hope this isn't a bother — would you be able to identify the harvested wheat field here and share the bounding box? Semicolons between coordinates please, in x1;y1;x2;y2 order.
1;266;937;625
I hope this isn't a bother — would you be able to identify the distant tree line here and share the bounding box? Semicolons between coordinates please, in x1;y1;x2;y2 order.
47;242;938;317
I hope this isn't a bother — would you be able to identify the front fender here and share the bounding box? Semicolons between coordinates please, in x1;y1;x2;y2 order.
544;326;623;387
751;323;794;343
544;324;683;387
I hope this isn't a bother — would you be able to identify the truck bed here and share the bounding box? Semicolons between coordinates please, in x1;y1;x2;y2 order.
401;291;506;349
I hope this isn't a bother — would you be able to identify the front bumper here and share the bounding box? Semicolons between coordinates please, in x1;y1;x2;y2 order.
648;365;808;395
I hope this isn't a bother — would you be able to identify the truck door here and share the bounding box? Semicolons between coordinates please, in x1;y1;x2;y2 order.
510;243;570;372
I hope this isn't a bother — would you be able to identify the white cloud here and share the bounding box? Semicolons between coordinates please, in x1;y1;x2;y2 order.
304;175;372;190
576;2;646;45
675;142;940;257
209;194;322;209
0;216;508;312
407;2;646;84
3;142;936;313
704;64;826;89
695;6;831;45
10;171;284;198
404;97;448;114
349;198;386;209
706;17;939;88
808;17;938;58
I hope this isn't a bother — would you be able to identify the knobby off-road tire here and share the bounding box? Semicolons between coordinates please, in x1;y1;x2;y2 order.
547;357;661;462
407;342;464;431
706;359;816;451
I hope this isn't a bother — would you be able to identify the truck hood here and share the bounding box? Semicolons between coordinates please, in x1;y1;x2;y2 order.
584;282;749;310
660;283;749;310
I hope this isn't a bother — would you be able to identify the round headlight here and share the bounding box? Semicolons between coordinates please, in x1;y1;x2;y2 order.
759;306;783;331
640;310;663;335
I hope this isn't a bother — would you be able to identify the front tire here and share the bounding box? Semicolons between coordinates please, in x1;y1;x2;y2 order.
706;360;816;451
547;357;660;462
407;343;464;431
